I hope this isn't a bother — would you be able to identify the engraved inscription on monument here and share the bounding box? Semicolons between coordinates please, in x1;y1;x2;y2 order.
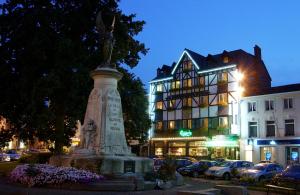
107;96;122;131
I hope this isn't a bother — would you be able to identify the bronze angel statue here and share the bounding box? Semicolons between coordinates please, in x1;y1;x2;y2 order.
96;11;116;68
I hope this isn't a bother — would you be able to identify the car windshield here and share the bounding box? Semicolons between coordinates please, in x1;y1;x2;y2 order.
287;165;300;172
252;165;266;170
218;161;233;167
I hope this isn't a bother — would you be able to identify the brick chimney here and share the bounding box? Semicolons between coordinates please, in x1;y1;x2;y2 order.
254;45;261;60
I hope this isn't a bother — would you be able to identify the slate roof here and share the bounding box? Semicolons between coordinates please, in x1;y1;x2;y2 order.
151;47;271;82
249;83;300;96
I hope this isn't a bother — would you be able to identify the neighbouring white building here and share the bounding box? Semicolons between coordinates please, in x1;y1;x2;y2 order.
240;84;300;167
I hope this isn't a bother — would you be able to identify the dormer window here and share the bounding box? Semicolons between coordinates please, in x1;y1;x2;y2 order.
223;56;229;63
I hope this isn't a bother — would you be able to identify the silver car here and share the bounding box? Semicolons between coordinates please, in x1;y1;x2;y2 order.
205;160;254;180
240;163;283;182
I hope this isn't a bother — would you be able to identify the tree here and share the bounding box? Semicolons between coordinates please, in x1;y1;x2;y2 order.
0;0;150;154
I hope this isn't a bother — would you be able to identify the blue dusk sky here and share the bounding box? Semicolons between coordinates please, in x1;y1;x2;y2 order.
119;0;300;90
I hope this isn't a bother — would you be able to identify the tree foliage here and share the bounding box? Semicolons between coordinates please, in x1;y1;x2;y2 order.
0;0;150;153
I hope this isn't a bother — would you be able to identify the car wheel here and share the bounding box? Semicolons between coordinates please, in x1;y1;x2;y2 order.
223;173;231;180
258;176;265;182
192;171;199;178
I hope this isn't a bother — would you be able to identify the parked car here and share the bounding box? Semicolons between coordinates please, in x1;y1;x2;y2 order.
6;150;21;161
0;152;10;162
240;163;283;181
175;158;194;170
204;160;254;180
178;160;217;177
272;164;300;190
181;157;198;163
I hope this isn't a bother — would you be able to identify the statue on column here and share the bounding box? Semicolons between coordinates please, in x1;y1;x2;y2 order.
96;11;116;69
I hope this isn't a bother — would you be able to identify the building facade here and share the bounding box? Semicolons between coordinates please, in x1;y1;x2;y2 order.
240;84;300;166
148;46;271;159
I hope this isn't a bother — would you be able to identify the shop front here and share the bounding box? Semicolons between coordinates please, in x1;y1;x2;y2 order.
253;139;300;166
150;137;208;158
205;135;240;159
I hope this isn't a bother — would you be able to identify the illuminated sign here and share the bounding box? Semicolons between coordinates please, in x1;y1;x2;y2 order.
179;129;192;137
291;152;298;161
206;135;239;147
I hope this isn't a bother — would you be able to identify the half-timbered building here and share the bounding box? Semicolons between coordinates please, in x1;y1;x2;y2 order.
148;45;271;159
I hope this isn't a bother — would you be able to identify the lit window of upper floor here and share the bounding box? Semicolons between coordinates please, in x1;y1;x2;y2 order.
284;98;293;109
171;80;180;90
183;60;193;71
183;79;192;89
168;99;176;109
219;117;228;127
168;121;175;129
248;102;257;112
218;72;228;83
156;101;163;110
156;84;163;92
156;121;163;130
218;93;228;105
198;76;205;87
265;100;274;111
223;56;229;63
183;98;192;107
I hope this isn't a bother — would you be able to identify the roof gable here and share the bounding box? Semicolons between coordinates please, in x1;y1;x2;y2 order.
170;49;205;75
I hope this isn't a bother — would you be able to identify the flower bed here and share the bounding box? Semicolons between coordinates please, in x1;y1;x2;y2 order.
10;164;104;187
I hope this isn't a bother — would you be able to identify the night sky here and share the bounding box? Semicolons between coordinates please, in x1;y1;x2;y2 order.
120;0;300;90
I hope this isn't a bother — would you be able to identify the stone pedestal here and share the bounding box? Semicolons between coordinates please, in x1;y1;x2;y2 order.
55;67;152;175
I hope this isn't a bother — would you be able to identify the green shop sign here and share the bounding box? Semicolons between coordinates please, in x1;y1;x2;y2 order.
179;129;192;137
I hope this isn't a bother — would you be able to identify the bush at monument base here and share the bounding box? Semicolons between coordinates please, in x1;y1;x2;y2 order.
10;164;104;187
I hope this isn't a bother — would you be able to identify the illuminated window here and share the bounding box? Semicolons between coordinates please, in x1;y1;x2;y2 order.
248;102;257;112
168;99;176;109
156;84;163;92
219;117;228;127
168;121;175;129
156;121;163;130
176;80;180;88
198;76;205;86
183;79;192;88
183;61;192;71
218;72;228;82
218;93;227;105
156;101;163;110
284;98;293;109
183;98;192;107
200;96;208;107
223;56;229;63
183;119;192;129
182;109;192;119
200;118;208;128
265;100;274;111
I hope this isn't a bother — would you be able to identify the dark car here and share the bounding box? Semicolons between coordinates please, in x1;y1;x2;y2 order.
6;150;21;161
240;163;283;181
175;159;194;170
178;160;217;177
272;164;300;190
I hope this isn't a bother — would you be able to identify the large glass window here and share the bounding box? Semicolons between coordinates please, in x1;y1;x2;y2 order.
260;147;276;162
154;142;164;156
266;121;275;137
168;142;186;156
219;117;228;127
285;119;294;136
249;122;258;137
248;102;257;112
171;80;180;90
284;98;293;109
265;100;274;111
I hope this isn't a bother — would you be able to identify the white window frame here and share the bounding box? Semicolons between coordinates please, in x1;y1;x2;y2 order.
265;100;274;111
284;98;293;109
248;101;257;112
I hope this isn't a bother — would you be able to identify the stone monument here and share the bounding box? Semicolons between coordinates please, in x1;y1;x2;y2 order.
64;11;152;175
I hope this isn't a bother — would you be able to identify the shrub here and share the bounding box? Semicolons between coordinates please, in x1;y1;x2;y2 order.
239;176;255;185
10;164;104;187
144;171;159;182
157;158;176;181
18;153;52;164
